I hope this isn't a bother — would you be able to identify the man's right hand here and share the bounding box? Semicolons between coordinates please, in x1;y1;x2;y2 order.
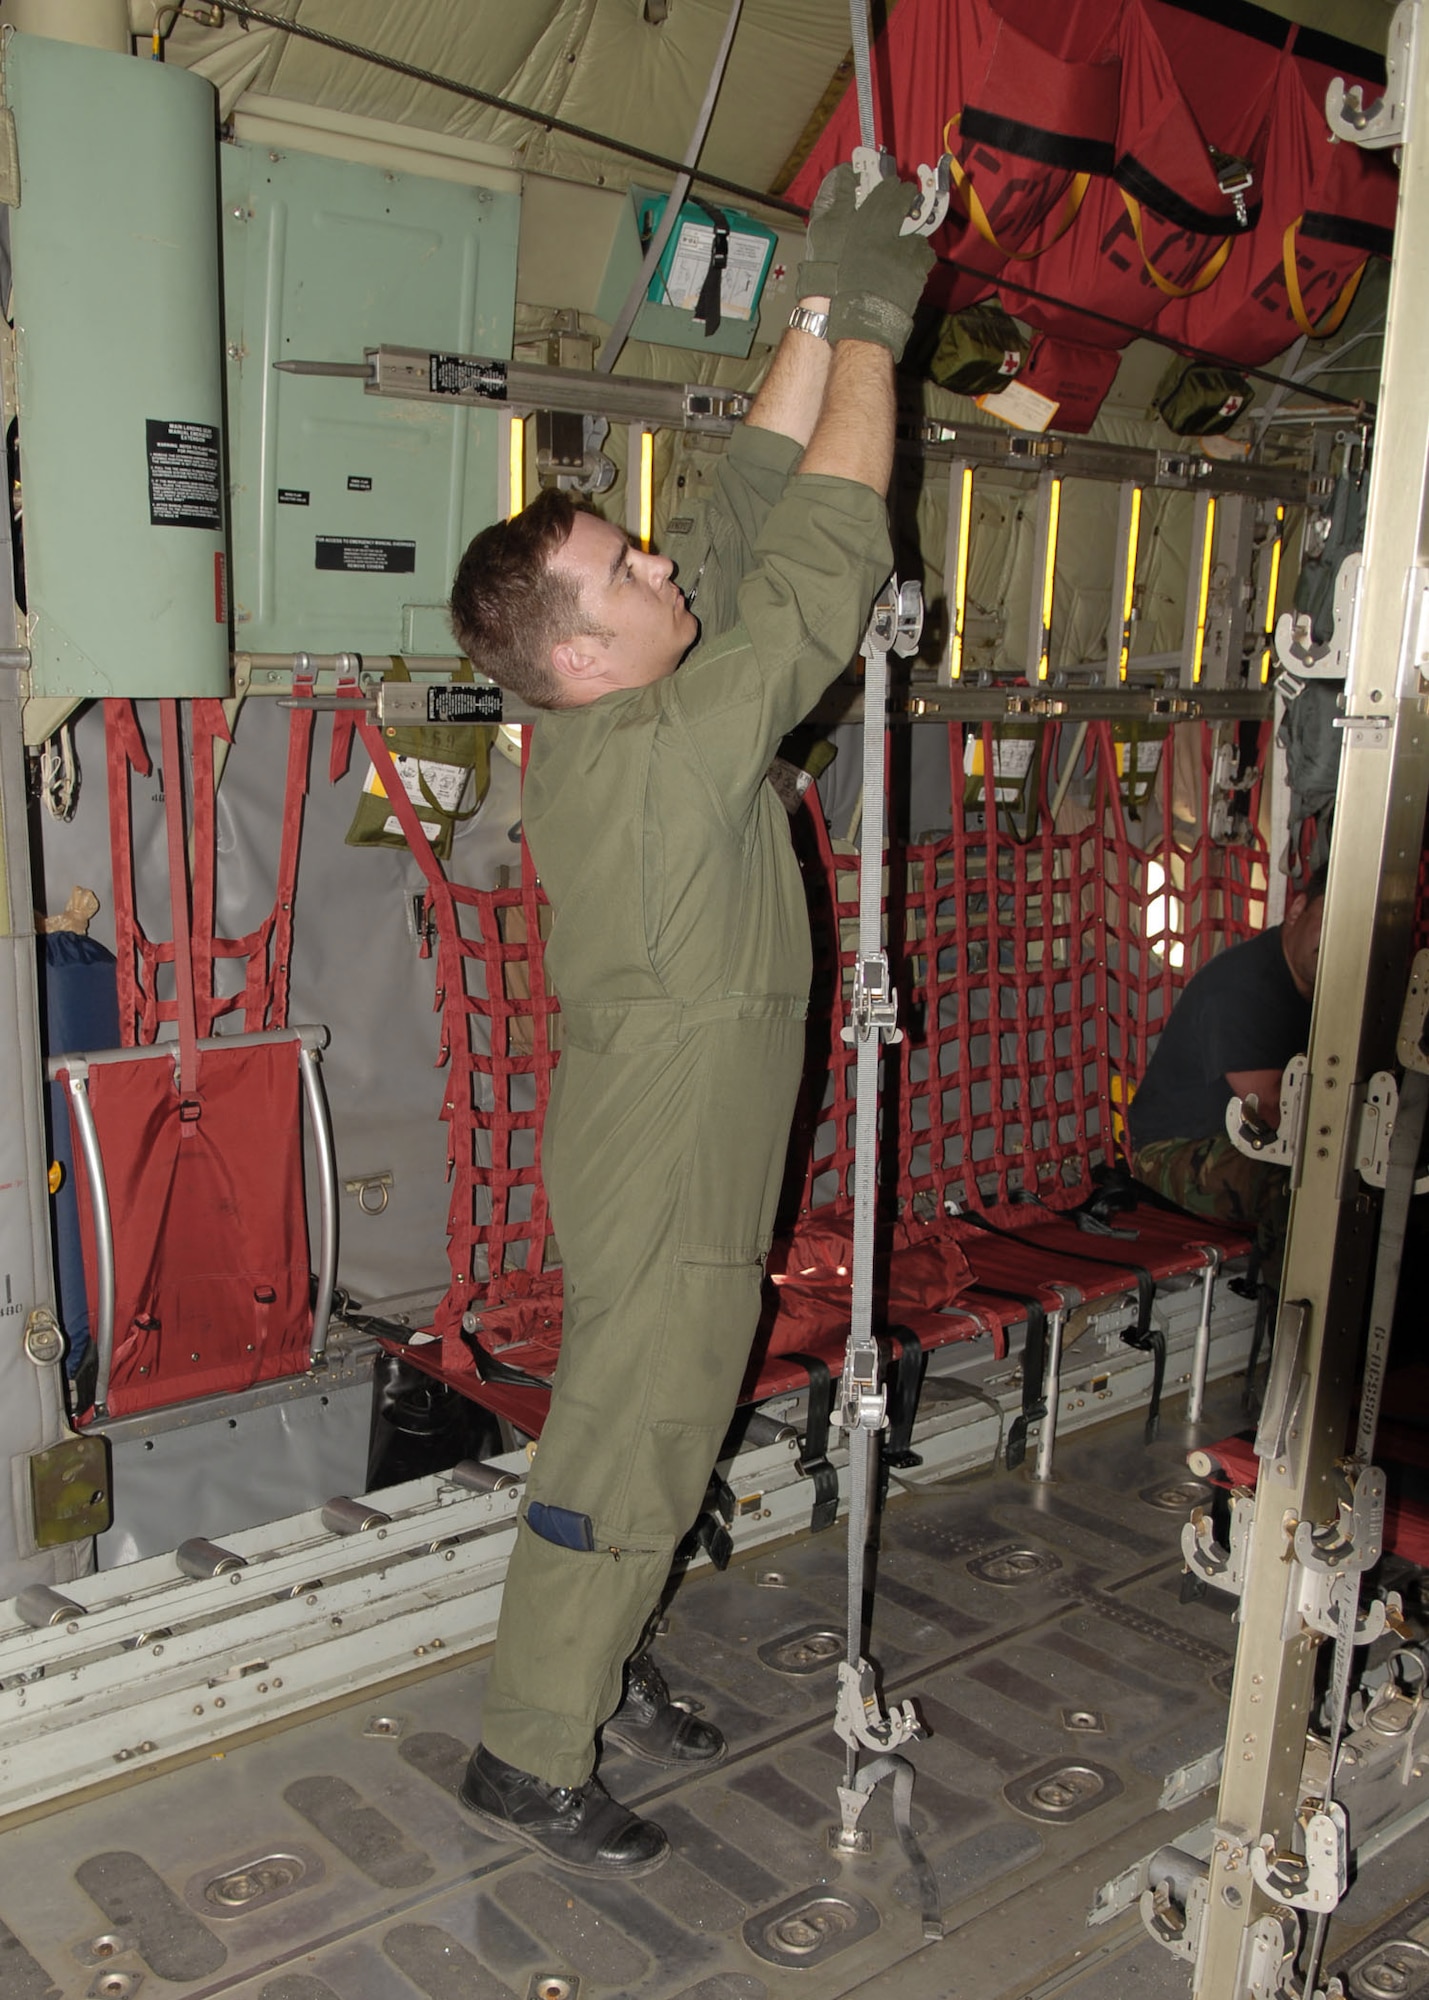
827;173;936;362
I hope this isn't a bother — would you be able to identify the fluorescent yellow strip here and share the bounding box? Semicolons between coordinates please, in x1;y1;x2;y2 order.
949;464;974;680
507;416;525;519
1260;504;1284;685
1037;477;1061;682
1118;487;1143;682
639;429;655;551
1191;496;1216;683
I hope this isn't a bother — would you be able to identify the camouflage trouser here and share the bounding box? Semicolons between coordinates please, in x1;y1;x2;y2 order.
1133;1133;1289;1284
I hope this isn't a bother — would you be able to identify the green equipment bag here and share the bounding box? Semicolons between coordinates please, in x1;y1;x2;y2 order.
346;659;494;860
925;303;1025;397
1155;361;1253;436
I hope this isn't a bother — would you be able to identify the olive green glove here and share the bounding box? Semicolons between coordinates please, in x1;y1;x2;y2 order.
827;172;936;360
795;163;858;303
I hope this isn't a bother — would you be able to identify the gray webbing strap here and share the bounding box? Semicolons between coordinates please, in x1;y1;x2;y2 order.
848;0;877;153
852;1752;944;1940
848;623;892;1369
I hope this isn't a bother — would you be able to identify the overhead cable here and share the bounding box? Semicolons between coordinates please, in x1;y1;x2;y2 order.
198;1;806;218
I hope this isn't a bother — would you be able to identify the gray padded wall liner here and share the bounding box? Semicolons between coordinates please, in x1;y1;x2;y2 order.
95;1375;373;1566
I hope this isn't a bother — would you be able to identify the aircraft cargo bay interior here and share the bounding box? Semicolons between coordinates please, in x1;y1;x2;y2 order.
0;4;1426;1998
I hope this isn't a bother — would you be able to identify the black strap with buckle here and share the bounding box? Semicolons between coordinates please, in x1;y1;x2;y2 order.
883;1326;926;1469
790;1352;841;1532
692;201;730;336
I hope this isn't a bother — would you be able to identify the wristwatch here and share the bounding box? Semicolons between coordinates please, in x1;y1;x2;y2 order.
788;305;830;340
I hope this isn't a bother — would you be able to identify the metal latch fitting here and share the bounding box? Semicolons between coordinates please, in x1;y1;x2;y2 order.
843;952;902;1046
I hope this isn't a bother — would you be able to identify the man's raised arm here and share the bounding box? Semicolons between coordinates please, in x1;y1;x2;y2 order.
796;172;933;493
746;167;932;472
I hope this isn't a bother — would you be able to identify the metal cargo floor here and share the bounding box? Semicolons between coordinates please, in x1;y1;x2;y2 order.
3;1382;1426;2000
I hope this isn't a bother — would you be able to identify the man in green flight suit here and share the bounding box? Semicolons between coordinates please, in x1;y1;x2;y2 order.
448;168;932;1877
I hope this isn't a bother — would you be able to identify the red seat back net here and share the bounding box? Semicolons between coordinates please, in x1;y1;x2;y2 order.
106;700;312;1047
64;1041;312;1418
416;717;1267;1341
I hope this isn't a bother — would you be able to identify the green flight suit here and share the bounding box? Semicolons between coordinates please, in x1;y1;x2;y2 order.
480;425;892;1788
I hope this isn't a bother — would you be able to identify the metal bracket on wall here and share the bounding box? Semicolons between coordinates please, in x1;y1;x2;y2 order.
1354;1073;1429;1193
1225;1051;1308;1174
1183;1491;1256;1599
1325;0;1417;151
27;1431;112;1548
1395;948;1429;1070
1273;552;1359;682
1236;1909;1301;2000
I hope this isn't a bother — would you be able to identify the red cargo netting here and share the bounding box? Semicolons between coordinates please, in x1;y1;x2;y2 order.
412;717;1267;1346
106;700;312;1046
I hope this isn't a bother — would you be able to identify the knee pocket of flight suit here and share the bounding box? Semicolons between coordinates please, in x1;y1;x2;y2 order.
490;1514;672;1726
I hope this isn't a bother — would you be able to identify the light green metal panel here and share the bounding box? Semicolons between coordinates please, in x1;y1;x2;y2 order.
7;34;229;699
221;141;518;656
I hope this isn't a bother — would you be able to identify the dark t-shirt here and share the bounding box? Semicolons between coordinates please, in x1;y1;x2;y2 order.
1128;926;1311;1151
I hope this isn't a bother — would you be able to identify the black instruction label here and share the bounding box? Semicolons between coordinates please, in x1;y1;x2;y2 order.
315;536;416;574
347;475;373;491
147;420;222;530
426;685;503;723
278;488;310;506
429;354;507;399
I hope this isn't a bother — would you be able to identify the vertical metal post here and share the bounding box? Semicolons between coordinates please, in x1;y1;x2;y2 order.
0;376;72;1595
1180;492;1218;687
1202;496;1253;688
1194;8;1429;1990
299;1041;339;1366
1030;1302;1067;1483
1105;481;1141;686
1186;1249;1219;1428
939;458;974;687
1026;472;1061;682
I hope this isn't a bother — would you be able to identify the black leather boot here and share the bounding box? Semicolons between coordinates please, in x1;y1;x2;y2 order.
601;1654;726;1767
459;1744;669;1877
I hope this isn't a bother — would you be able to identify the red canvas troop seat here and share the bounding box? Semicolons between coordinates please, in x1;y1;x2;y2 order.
387;1191;1250;1451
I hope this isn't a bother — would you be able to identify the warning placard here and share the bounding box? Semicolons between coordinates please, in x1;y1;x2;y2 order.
429;355;507;399
147;420;222;530
315;536;417;575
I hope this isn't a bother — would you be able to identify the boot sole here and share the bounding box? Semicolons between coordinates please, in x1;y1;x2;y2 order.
601;1723;728;1769
458;1787;671;1879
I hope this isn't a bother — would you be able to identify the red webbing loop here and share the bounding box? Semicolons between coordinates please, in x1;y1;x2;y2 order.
189;700;230;1042
267;705;313;1030
104;701;154;1046
329;709;357;786
159;701;200;1109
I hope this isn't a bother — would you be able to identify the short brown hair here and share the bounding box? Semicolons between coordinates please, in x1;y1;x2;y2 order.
450;489;611;711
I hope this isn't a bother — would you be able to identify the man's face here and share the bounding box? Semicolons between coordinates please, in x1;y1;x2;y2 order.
551;510;697;694
1282;892;1325;999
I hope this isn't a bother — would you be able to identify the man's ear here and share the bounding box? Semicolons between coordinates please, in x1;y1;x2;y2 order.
1284;889;1309;928
551;636;603;686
